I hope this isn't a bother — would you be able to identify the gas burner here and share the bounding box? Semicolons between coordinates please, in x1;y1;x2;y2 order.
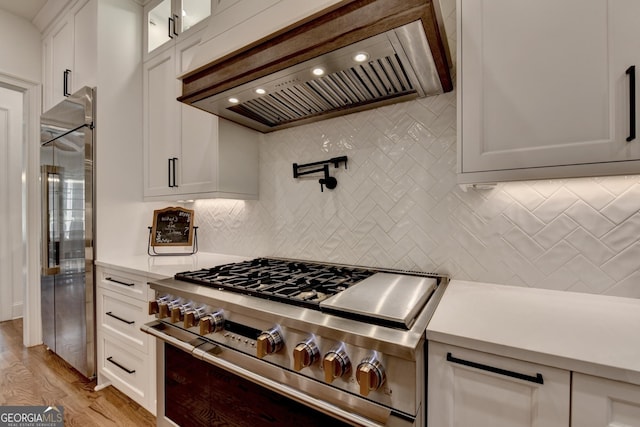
174;257;376;310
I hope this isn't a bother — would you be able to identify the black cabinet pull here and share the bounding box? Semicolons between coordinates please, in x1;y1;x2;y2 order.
446;352;544;385
105;277;134;287
172;14;179;36
106;311;135;325
168;17;174;39
107;356;135;374
63;69;71;97
167;158;178;187
171;157;178;187
168;158;172;187
627;65;636;142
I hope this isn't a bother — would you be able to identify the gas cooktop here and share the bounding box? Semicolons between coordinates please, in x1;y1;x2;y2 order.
174;257;442;329
174;257;374;308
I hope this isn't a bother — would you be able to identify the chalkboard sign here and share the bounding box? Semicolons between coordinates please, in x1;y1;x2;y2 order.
151;207;195;247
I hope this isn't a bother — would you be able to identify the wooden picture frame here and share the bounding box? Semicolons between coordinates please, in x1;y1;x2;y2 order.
151;207;195;247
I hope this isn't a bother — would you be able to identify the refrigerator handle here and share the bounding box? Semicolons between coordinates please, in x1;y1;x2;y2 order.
41;165;62;276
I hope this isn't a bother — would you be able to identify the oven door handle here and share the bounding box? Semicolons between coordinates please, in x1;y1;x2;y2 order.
142;321;389;427
140;321;207;355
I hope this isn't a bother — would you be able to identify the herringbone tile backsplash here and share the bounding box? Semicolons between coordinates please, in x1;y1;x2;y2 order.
192;0;639;297
193;88;640;298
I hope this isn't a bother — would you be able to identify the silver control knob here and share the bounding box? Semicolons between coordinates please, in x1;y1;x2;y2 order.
184;306;208;328
148;295;170;315
356;355;386;396
171;302;193;323
256;327;284;358
293;338;319;371
199;310;225;335
323;348;351;383
157;297;180;319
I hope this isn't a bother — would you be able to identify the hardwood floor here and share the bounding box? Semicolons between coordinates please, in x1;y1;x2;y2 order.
0;319;156;427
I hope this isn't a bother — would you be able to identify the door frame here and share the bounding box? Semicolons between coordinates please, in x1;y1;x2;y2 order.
0;73;42;347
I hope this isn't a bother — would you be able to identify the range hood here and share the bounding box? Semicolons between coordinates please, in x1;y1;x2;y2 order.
178;0;453;133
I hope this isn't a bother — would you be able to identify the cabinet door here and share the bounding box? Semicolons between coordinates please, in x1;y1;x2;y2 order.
71;0;97;92
428;342;570;427
48;16;74;109
572;373;640;427
143;48;180;198
145;0;173;56
144;0;212;59
175;32;220;195
459;0;640;178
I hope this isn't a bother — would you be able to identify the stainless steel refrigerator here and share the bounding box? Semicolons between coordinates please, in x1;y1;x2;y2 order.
40;87;95;379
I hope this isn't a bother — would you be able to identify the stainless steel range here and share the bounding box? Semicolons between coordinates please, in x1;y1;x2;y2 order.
142;257;447;427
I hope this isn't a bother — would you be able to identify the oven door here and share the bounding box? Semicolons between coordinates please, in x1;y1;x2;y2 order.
143;321;417;427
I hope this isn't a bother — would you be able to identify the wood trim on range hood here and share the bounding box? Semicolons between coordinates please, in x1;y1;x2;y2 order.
178;0;453;132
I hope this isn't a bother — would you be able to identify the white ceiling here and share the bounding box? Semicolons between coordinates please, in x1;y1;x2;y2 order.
0;0;47;21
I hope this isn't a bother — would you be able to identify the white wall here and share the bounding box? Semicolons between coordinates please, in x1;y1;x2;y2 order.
95;0;168;259
0;10;41;83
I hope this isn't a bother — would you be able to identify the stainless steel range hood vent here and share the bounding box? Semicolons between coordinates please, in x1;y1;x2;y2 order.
228;53;416;128
179;0;453;133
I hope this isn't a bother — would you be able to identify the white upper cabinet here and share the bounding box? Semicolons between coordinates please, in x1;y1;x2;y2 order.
144;0;212;60
42;0;97;111
143;30;259;202
457;0;640;183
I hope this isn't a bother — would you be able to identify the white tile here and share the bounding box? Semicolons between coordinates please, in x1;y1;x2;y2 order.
534;241;579;274
531;187;579;223
503;227;545;260
502;182;545;211
605;271;640;298
503;203;546;235
533;214;578;249
601;212;640;252
600;184;640;223
565;228;615;265
564;178;615;210
564;200;616;238
601;242;640;281
564;255;615;293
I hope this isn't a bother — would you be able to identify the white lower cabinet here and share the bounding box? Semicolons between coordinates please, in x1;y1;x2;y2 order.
95;266;156;414
428;342;570;427
572;373;640;427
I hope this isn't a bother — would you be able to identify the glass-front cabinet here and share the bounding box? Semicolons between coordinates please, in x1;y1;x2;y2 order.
145;0;211;57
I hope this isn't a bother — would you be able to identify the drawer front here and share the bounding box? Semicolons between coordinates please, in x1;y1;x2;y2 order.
97;267;148;300
97;288;151;354
99;335;151;407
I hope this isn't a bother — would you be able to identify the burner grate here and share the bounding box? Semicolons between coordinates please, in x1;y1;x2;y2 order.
174;258;375;309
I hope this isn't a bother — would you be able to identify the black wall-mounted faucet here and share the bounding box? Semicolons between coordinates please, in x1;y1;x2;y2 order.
293;156;348;192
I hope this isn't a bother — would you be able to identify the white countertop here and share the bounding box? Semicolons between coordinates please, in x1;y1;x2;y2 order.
95;252;251;280
427;280;640;386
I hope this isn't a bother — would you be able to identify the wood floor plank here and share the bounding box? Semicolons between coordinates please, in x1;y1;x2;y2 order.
0;319;156;427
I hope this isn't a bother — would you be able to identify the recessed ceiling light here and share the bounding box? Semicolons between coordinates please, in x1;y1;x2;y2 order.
255;88;266;95
354;52;369;62
228;97;239;104
312;67;325;76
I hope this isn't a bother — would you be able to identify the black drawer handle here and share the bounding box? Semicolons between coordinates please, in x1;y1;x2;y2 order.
627;65;636;142
106;311;135;325
107;356;136;374
446;352;543;385
63;69;71;97
105;277;134;287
